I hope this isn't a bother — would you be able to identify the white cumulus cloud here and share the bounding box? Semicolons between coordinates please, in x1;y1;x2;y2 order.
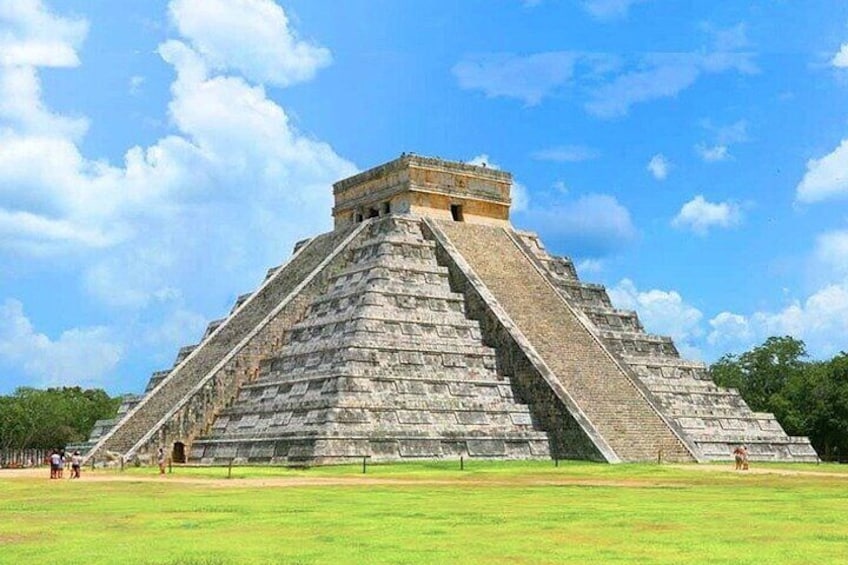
0;0;87;67
168;0;331;87
0;299;123;389
647;153;669;180
796;139;848;203
696;144;730;162
832;43;848;68
708;281;848;359
672;195;742;235
0;0;357;390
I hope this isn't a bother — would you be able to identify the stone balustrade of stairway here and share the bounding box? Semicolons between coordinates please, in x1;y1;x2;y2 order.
85;223;363;462
432;220;694;462
512;230;819;462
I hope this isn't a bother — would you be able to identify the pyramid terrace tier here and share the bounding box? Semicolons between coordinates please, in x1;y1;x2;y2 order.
513;231;579;280
192;434;552;465
266;343;499;376
284;309;483;342
236;374;521;403
210;404;545;438
599;330;680;358
551;280;614;309
696;437;819;461
580;306;644;333
281;320;492;353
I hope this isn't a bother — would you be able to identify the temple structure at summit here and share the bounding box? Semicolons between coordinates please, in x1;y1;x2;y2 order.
82;155;818;465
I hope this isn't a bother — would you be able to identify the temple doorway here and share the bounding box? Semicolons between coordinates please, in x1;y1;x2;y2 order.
172;441;186;463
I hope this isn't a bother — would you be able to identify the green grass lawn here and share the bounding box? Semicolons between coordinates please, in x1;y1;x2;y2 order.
1;461;846;564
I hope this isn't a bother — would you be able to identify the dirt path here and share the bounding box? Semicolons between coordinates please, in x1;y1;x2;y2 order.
2;465;845;488
669;463;848;479
1;468;665;488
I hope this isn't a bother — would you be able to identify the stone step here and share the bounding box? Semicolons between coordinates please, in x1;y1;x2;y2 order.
696;440;819;461
349;239;437;265
641;382;724;394
433;220;694;463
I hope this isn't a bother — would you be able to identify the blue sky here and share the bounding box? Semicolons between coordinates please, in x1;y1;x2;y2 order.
2;0;848;395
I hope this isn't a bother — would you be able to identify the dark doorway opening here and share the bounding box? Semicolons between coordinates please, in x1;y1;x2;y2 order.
382;202;391;215
450;204;464;222
172;442;186;464
367;208;379;218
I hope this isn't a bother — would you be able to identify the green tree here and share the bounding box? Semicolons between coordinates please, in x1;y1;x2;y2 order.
0;387;122;450
710;337;848;462
738;336;808;412
801;354;848;461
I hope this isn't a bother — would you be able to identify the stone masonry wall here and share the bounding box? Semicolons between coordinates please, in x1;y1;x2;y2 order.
86;223;362;462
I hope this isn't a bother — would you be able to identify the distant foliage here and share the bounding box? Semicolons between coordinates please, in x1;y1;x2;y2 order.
0;387;122;450
710;336;848;462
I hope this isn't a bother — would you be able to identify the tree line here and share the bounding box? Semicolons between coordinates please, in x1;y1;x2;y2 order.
0;387;121;450
710;336;848;462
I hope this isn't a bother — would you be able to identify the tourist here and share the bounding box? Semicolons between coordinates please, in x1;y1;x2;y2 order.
742;445;749;471
49;450;60;479
70;451;82;479
57;449;65;479
157;447;166;475
732;445;745;470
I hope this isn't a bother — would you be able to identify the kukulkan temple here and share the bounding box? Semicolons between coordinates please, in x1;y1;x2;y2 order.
80;155;818;466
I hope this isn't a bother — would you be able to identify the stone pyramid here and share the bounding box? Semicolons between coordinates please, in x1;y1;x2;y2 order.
84;155;818;465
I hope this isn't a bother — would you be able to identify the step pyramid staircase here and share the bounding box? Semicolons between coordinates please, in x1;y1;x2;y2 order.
511;230;818;462
82;154;818;465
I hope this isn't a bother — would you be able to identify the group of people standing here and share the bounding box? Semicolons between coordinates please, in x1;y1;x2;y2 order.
48;449;82;479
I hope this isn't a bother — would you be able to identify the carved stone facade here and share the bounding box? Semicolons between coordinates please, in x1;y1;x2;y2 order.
83;156;818;465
